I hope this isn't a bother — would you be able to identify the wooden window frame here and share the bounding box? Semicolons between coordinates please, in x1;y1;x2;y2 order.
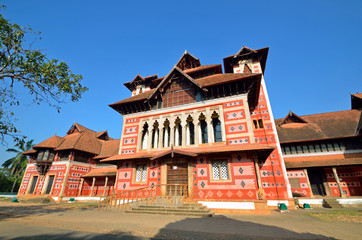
45;175;56;195
27;175;39;194
209;158;232;183
132;163;148;184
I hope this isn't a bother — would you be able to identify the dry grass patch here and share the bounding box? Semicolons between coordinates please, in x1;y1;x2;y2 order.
307;210;362;223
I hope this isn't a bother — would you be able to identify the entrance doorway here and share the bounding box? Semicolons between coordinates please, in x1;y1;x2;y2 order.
29;176;38;194
167;162;188;195
45;175;55;194
308;168;327;196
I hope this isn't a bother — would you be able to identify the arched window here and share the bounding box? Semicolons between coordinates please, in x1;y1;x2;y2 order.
199;114;208;144
163;120;170;148
141;123;149;150
212;118;222;142
151;122;159;149
186;115;195;145
174;118;182;146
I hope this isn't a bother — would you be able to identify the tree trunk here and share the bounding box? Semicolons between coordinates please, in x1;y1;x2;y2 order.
11;175;18;193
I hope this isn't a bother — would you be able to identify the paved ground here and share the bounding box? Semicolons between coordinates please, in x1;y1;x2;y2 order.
0;202;361;239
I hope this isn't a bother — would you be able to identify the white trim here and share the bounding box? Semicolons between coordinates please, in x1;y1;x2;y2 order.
267;200;289;206
297;199;324;205
123;93;248;118
337;198;362;205
52;161;71;165
284;149;362;158
198;201;255;210
62;196;101;201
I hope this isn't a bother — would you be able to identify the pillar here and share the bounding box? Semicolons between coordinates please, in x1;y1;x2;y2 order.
170;122;175;147
159;127;164;149
253;155;265;200
78;178;84;196
59;162;71;199
303;169;313;197
103;177;108;196
41;175;49;195
182;123;187;146
332;167;345;197
206;115;213;144
90;177;96;197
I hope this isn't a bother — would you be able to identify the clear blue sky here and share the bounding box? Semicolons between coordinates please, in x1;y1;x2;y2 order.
1;0;361;164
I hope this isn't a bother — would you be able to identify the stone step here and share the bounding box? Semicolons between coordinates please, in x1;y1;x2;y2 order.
323;199;344;208
131;207;211;214
125;209;214;217
137;205;206;210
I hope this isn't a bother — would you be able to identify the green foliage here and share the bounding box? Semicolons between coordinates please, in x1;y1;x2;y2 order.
1;139;34;192
0;168;13;192
0;5;88;143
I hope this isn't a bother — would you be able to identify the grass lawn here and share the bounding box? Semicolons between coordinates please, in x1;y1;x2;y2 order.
307;209;362;223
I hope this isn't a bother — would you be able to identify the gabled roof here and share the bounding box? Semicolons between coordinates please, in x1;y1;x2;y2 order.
351;92;362;110
235;46;257;56
175;50;201;70
223;46;269;74
275;109;362;143
279;111;307;125
82;167;117;177
93;139;120;160
67;122;96;135
109;72;262;111
33;135;65;149
124;74;158;91
147;66;205;100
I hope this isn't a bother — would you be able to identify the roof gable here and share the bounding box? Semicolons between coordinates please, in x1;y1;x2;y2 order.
33;135;65;149
235;46;257;57
280;111;307;125
147;66;205;101
175;50;201;70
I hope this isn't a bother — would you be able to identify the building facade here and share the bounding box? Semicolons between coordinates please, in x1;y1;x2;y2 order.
276;93;362;198
101;46;292;210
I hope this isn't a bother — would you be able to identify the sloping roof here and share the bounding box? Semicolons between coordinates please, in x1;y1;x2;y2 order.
101;144;274;163
93;139;120;160
352;93;362;99
223;46;269;74
82;167;117;177
33;135;65;149
275;109;362;143
175;50;201;70
183;64;222;74
55;131;102;155
279;111;307;125
109;73;262;108
22;149;37;155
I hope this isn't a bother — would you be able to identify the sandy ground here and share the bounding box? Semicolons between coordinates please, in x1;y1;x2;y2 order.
0;202;361;240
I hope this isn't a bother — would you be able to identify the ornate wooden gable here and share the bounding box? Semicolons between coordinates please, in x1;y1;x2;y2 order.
280;111;307;125
176;50;201;71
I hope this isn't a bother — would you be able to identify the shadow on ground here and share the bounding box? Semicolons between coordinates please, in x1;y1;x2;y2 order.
0;203;97;221
0;212;336;240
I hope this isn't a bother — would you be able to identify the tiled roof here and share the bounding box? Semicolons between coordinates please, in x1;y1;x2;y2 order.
82;167;117;177
352;93;362;99
101;144;274;162
93;139;120;160
109;73;261;106
195;73;260;87
183;64;222;74
22;149;37;155
33;135;65;149
275;109;362;143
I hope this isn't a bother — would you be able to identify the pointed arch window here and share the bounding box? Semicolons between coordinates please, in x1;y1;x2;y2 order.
141;123;149;150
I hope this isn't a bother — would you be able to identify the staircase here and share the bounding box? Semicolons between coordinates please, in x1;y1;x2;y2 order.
126;202;214;217
323;198;344;208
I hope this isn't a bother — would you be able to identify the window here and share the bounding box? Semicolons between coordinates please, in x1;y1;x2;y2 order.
187;121;195;145
253;119;264;129
151;125;159;149
36;150;55;161
200;119;208;144
135;164;147;183
289;178;301;189
141;123;149;150
212;118;222;142
211;160;229;180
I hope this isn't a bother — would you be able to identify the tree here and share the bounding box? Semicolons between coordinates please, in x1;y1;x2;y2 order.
0;5;88;143
2;139;34;192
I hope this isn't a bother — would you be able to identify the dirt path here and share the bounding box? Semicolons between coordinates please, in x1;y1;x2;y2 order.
0;202;361;239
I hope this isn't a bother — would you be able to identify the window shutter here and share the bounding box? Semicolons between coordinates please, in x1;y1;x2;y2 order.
220;161;228;180
141;165;147;182
212;162;220;180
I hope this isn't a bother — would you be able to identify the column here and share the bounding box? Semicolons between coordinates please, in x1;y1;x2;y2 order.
206;115;213;144
182;122;187;146
194;118;200;146
159;127;164;149
78;178;84;196
332;167;345;197
153;127;159;149
303;169;314;197
41;175;49;195
90;177;96;197
253;155;265;200
103;177;108;196
218;106;226;142
170;122;175;147
59;162;71;199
